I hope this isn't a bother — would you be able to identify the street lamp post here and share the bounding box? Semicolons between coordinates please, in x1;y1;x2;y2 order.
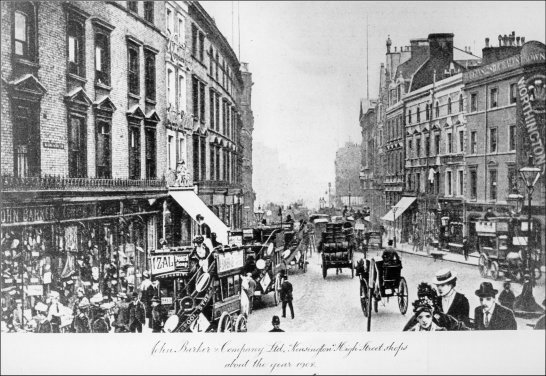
513;165;543;318
254;206;265;224
392;206;399;248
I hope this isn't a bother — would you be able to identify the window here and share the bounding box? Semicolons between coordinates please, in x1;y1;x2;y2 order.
425;136;430;156
507;166;517;192
458;130;464;153
145;125;156;178
435;133;440;155
209;89;215;129
470;131;477;154
215;146;220;181
128;122;141;179
489;128;497;153
209;47;214;75
458;170;464;196
95;32;110;85
510;83;517;104
447;132;453;154
192;134;199;180
167;67;175;108
96;120;111;178
192;76;199;116
68;20;85;77
127;43;140;95
470;169;477;200
144;50;156;100
408;139;413;156
509;125;516;151
144;2;154;23
127;1;137;13
13;3;36;60
471;93;478;112
416;137;421;157
200;137;206;180
178;137;185;163
198;32;205;62
447;97;452;114
68;115;87;178
489;170;497;200
425;103;430;120
490;88;498;108
13;101;40;177
210;145;215;180
446;171;452;196
191;24;197;56
416;172;421;192
168;134;175;170
178;74;185;112
177;17;185;39
459;94;464;112
408;109;412;124
416;107;420;123
435;101;440;118
166;8;174;34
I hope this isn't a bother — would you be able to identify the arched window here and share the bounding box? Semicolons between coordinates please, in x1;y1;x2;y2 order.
416;107;421;123
459;94;464;112
435;101;440;118
425;103;430;120
447;98;452;114
408;109;412;124
13;2;37;60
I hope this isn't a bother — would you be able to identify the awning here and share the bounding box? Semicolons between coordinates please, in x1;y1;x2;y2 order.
381;197;417;221
169;190;229;244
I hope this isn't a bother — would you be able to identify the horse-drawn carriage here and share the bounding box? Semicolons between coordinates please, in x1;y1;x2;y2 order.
319;222;356;278
356;256;408;316
162;243;249;332
476;218;542;283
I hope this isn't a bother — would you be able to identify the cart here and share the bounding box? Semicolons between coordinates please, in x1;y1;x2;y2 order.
319;222;355;279
476;218;542;283
356;257;408;317
162;245;249;332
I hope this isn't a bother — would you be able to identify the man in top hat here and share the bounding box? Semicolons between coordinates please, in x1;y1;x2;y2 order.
128;292;146;333
196;214;211;239
433;268;470;325
474;282;517;330
269;315;284;332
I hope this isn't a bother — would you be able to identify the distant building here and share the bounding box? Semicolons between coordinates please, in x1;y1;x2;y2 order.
334;142;363;209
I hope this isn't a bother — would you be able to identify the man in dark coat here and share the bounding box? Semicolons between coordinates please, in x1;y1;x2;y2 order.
462;237;470;261
280;274;294;319
196;214;211;239
34;303;52;333
474;282;517;330
433;268;470;325
498;280;516;311
128;292;146;333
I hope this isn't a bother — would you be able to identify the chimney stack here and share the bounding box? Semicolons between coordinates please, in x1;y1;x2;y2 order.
394;46;397;52
498;35;502;46
516;36;520;46
485;38;490;48
521;36;525;45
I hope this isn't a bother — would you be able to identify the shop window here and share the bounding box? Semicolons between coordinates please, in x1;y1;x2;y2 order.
13;2;37;61
95;32;110;86
144;50;156;101
96;120;111;178
489;128;497;153
68;114;87;178
145;125;156;178
471;93;478;112
12;101;40;177
68;19;85;77
447;97;452;114
144;1;154;24
127;43;140;96
509;125;516;151
489;170;497;200
490;88;498;108
128;122;141;179
510;83;517;104
191;24;197;57
470;169;477;200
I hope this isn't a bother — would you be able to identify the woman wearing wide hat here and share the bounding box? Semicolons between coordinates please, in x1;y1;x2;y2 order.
432;268;470;325
474;282;517;330
407;299;446;331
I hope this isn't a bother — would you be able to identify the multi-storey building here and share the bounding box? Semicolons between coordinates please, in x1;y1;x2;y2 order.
334;142;363;209
463;35;545;254
1;1;167;309
359;99;380;223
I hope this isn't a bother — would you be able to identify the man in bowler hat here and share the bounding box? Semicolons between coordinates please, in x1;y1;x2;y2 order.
474;282;517;330
128;292;146;333
280;273;294;319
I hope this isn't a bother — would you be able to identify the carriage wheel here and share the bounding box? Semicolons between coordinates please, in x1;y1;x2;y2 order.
218;312;233;332
478;254;488;278
322;263;327;279
490;261;500;280
360;280;369;317
273;275;281;306
397;277;409;315
235;314;247;332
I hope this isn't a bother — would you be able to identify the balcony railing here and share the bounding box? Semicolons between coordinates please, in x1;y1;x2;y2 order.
1;174;167;192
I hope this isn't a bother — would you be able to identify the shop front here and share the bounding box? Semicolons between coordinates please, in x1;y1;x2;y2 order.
438;199;464;253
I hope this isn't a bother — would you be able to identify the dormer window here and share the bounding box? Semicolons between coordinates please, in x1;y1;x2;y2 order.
13;2;37;61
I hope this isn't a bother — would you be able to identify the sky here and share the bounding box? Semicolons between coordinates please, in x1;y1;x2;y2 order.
200;1;546;209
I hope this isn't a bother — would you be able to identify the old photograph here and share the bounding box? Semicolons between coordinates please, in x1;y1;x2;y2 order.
1;0;545;374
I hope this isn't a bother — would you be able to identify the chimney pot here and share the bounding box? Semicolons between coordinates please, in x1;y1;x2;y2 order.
516;36;521;46
504;34;508;46
498;35;502;46
521;36;525;44
394;46;397;52
485;37;490;48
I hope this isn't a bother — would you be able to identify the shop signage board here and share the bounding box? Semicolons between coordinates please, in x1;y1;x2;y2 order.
476;221;496;233
26;285;44;296
161;297;173;305
228;235;243;246
216;249;244;274
151;255;176;275
175;254;189;269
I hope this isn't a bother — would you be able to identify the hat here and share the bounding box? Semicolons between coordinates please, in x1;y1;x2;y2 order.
35;302;48;313
196;214;204;221
118;292;127;299
90;293;104;304
143;270;150;278
151;296;160;303
193;235;204;244
413;299;434;315
475;282;498;298
132;292;139;298
272;315;280;325
49;290;60;299
433;269;457;285
78;299;90;309
77;287;85;294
